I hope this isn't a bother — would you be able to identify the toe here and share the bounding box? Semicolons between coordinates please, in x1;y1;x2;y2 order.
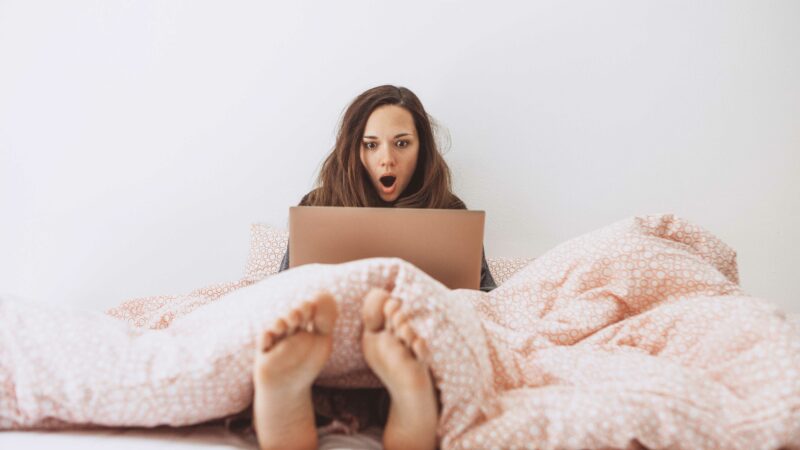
285;308;303;333
383;298;402;331
396;323;416;348
312;292;338;334
298;301;314;329
272;318;288;337
411;337;431;363
258;330;276;352
362;288;390;332
389;310;409;332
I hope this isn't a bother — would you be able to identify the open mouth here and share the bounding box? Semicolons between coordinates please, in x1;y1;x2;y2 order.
379;175;397;188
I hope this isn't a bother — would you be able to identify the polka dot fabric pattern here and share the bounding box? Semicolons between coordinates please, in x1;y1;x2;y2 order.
242;224;289;279
105;277;268;329
486;256;535;285
1;214;798;450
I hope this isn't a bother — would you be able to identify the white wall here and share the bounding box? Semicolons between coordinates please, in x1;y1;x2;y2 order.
1;0;798;312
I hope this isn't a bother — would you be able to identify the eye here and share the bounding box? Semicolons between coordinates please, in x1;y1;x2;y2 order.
363;141;377;150
396;140;409;148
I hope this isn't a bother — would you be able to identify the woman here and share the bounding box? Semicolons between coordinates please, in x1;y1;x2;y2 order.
278;85;496;292
253;85;495;450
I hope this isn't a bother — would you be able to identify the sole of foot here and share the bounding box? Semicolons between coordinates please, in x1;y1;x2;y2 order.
361;288;438;450
252;292;338;450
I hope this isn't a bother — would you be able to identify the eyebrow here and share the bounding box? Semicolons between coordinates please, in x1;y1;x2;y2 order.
362;133;413;139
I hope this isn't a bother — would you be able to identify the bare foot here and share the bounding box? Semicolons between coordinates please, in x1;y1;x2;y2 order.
361;288;438;450
252;292;338;450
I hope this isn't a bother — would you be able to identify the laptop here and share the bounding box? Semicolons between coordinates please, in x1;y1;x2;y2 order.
289;206;485;290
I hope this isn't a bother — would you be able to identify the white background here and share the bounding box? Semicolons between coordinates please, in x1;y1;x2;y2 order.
1;1;797;312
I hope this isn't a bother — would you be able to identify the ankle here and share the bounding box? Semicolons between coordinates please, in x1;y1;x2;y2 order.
258;373;315;394
254;388;318;450
385;366;433;396
258;430;318;450
383;426;437;450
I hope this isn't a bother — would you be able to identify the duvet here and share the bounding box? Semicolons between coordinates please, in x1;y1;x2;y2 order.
1;214;798;449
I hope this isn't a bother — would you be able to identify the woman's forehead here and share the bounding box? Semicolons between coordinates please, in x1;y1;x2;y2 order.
363;105;416;137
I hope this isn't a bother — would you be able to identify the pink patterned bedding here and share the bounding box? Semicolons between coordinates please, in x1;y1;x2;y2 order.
1;214;798;449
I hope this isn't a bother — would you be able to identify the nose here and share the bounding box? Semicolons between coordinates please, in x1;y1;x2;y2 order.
378;145;395;168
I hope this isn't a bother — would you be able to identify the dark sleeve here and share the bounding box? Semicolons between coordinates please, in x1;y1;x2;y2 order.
279;243;290;273
278;192;314;273
479;247;497;292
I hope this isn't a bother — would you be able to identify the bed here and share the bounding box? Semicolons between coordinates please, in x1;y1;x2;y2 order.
4;310;799;450
0;424;383;450
0;225;530;450
2;219;798;449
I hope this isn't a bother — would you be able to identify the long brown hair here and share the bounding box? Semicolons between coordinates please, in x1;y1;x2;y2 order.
304;85;463;209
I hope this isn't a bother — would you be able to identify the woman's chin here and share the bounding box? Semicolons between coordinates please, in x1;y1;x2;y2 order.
379;192;400;202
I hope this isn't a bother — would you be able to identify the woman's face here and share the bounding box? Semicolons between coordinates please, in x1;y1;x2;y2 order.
359;105;420;203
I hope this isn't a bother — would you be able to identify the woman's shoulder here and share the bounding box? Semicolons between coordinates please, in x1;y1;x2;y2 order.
448;194;467;210
298;188;322;206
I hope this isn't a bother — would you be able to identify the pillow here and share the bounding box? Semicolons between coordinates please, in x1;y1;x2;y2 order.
244;223;534;285
243;223;289;279
486;256;536;285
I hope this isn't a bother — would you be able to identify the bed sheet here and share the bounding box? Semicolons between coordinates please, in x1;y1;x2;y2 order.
3;322;798;450
0;425;383;450
5;315;797;450
3;215;798;449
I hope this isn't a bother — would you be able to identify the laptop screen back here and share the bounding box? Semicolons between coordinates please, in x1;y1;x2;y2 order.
289;206;485;290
